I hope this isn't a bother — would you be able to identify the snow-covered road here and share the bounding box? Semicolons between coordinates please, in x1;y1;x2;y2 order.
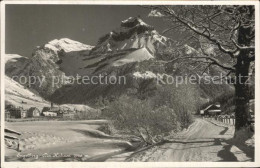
120;118;253;162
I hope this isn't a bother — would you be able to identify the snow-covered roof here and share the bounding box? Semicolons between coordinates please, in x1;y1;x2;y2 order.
202;104;221;111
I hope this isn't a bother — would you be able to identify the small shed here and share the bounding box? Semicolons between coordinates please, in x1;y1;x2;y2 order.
27;107;41;117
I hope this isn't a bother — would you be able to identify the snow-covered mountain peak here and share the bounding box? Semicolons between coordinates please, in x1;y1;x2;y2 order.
90;17;172;55
5;54;27;64
44;38;94;53
121;17;153;29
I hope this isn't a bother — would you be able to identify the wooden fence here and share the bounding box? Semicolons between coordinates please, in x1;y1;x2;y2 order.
215;115;236;125
204;115;236;126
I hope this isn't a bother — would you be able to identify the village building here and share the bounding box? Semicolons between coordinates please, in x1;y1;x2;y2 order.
42;111;58;117
42;106;59;117
6;105;27;119
42;103;77;118
5;104;15;116
62;113;75;119
27;107;41;117
200;103;221;116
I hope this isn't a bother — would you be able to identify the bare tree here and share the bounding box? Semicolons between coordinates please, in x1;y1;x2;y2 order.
149;5;255;133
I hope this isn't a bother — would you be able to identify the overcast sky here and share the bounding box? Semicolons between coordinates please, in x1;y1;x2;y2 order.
6;5;169;57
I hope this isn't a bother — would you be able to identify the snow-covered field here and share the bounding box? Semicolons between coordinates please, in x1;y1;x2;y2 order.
5;120;131;162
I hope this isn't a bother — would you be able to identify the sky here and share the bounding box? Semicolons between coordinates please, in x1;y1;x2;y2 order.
5;5;169;57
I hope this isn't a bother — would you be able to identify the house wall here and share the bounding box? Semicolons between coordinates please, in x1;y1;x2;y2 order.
10;110;21;118
27;111;32;117
21;112;27;118
33;111;40;117
28;110;41;117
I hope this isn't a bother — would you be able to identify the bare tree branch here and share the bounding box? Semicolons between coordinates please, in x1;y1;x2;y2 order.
162;24;183;35
169;56;235;72
201;62;213;75
231;38;255;51
155;6;237;58
212;71;233;81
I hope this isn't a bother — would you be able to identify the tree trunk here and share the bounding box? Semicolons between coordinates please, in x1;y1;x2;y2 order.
234;55;250;131
234;6;254;132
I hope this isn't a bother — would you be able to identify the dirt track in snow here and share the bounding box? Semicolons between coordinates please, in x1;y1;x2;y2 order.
109;118;253;162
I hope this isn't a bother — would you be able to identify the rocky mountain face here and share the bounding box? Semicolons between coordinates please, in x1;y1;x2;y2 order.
75;17;174;76
49;17;233;105
48;17;176;104
6;17;233;106
5;38;93;98
90;17;172;55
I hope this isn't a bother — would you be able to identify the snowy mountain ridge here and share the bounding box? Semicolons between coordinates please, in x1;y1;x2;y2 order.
90;17;172;55
44;38;94;53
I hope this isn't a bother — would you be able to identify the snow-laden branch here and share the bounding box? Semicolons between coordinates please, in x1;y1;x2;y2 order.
231;38;255;51
157;6;238;58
